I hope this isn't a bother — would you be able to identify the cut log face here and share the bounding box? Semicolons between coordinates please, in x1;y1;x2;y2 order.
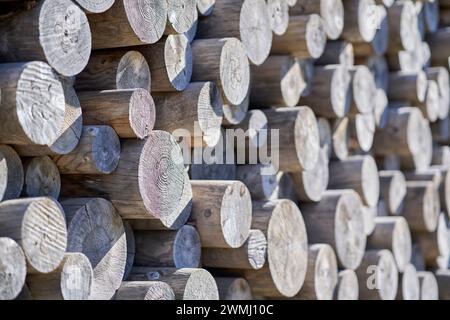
0;62;65;146
222;89;250;125
235;164;277;201
334;269;359;300
116;51;152;89
355;250;398;300
0;197;67;274
426;67;450;120
0;0;91;76
197;0;215;16
74;0;115;13
378;170;406;215
374;89;388;128
331;117;349;161
215;277;253;300
267;0;289;35
316;40;354;67
0;145;23;201
342;0;378;42
23;156;61;198
115;281;175;300
0;237;26;300
417;271;439;300
317;117;332;158
397;263;419;300
123;221;135;281
349;112;376;152
62;198;127;300
388;71;428;104
166;0;197;34
349;65;377;115
387;1;419;53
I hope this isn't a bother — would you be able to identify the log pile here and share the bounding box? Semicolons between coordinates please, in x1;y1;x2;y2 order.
0;0;449;301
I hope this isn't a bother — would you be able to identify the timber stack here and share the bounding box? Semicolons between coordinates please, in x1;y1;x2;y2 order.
0;0;449;301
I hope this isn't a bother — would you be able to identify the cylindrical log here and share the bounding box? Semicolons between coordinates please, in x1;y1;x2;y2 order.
388;70;427;104
317;117;332;158
115;281;175;300
300;190;366;270
22;156;60;198
196;0;273;65
331;117;349;161
424;0;439;33
0;62;65;146
191;38;250;106
78;89;155;139
328;155;380;207
357;55;389;92
378;170;407;215
26;253;93;300
129;268;219;300
53;125;120;175
334;269;359;300
123;221;135;281
88;0;167;49
387;1;419;53
244;199;308;298
262;107;320;172
0;237;26;300
61;198;127;300
134;225;201;268
222;89;250;125
0;0;91;76
294;244;338;300
267;0;289;35
349;112;376;152
74;0;114;13
341;0;378;42
355;250;398;300
0;145;23;201
417;271;439;300
300;65;351;119
235;164;277;201
215;277;253;300
367;217;412;272
165;0;197;34
136;35;192;92
396;263;420;300
189;180;252;248
0;197;67;274
75;50;151;92
315;40;354;67
431;116;450;144
202;229;267;270
432;146;450;167
271;14;327;59
362;205;377;236
353;5;388;57
60;131;190;223
427;27;450;67
349;65;377;115
250;55;305;108
374;89;388;128
153;82;223;147
426;67;450;120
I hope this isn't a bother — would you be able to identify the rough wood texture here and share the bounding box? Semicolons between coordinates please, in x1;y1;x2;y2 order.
165;0;197;34
267;0;289;35
0;0;91;76
53;125;120;175
134;225;201;268
387;1;419;53
22;156;60;198
78;89;155;139
300;190;366;270
75;50;151;92
300;65;351;119
0;237;26;300
60;131;190;224
331;117;349;161
115;281;175;300
426;67;450;120
329;155;380;207
61;198;126;300
250;55;305;108
353;5;388;57
334;269;359;300
245;199;308;298
317;117;332;158
0;62;65;146
197;0;215;16
189;180;252;248
215;277;253;300
367;217;412;272
123;221;135;281
396;263;419;300
235;164;277;201
342;0;378;42
315;40;354;67
0;145;23;201
26;253;93;300
153;82;223;147
417;271;439;300
379;170;407;216
196;0;273;65
355;250;398;300
191;38;250;106
0;197;67;274
74;0;114;13
349;65;377;115
202;229;267;270
129;268;219;300
348;112;376;152
294;244;338;300
271;14;327;59
88;0;167;49
136;35;192;92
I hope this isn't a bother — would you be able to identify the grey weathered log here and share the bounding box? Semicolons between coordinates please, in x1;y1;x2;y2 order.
165;0;197;34
115;281;175;300
353;5;388;57
426;67;450;120
123;221;135;281
215;277;253;300
74;0;114;13
267;0;289;35
417;271;439;300
341;0;378;42
0;237;26;300
427;27;450;67
315;40;354;67
235;164;277;201
348;65;377;115
435;270;450;300
387;1;420;53
197;0;215;16
348;112;376;152
0;145;23;201
378;170;407;216
333;269;359;300
331;117;349;161
396;263;420;300
22;156;60;198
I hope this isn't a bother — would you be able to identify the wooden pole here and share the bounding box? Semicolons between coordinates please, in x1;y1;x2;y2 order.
294;244;338;300
349;65;377;115
0;0;91;76
201;229;267;270
165;0;197;34
387;1;419;53
300;190;366;270
334;269;359;300
0;237;26;300
315;40;354;67
0;197;67;274
378;170;407;215
331;117;349;161
355;250;398;300
61;198;126;300
348;112;376;152
134;225;201;268
396;263;420;300
22;156;60;198
78;89;155;139
426;67;450;120
0;145;23;201
123;221;135;281
427;27;450;67
88;0;167;49
0;62;65;146
341;0;378;42
60;131;190;224
115;281;175;300
191;38;250;106
215;277;253;300
417;271;439;300
73;0;114;13
26;253;93;300
75;50;151;92
235;164;277;201
189;180;252;248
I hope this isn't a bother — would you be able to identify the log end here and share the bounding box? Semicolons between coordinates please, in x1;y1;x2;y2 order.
129;89;156;139
0;237;26;300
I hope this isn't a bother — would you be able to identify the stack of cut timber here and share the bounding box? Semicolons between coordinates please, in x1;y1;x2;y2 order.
0;0;449;301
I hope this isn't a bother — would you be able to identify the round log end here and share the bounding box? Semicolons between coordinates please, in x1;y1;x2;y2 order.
196;0;215;16
0;237;26;300
398;263;420;300
165;34;193;91
392;217;412;272
74;0;115;13
321;0;344;40
166;0;197;34
334;269;359;300
216;277;253;300
267;0;289;35
331;65;352;118
182;268;219;300
246;229;267;270
418;271;439;300
305;14;327;59
24;156;61;198
173;225;201;268
362;155;380;207
312;244;338;300
61;252;94;300
197;82;224;147
91;125;121;174
0;145;23;201
129;89;156;139
116;51;151;92
351;65;377;115
425;80;440;122
294;106;320;171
